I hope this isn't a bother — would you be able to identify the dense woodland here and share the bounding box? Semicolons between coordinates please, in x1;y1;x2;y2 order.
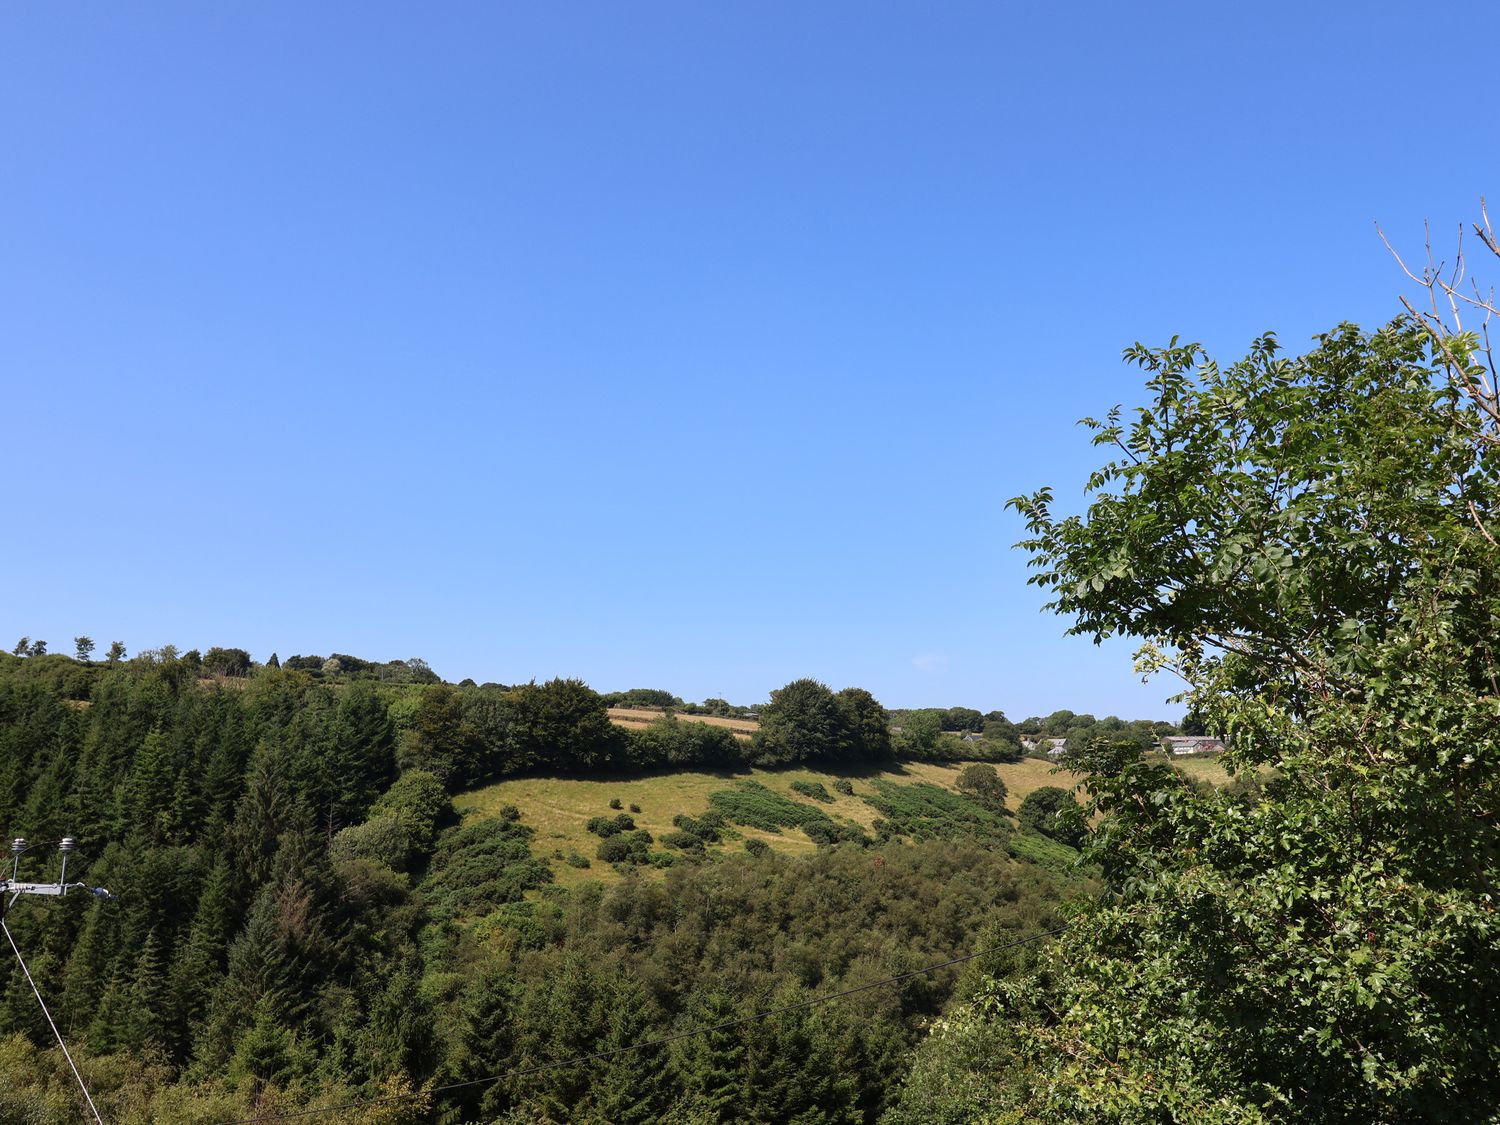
0;650;1096;1123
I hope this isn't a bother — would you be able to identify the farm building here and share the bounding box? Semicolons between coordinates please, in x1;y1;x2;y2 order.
1161;735;1226;756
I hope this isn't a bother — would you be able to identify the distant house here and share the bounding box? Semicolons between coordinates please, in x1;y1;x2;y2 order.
1161;735;1226;756
1022;736;1070;760
960;732;985;744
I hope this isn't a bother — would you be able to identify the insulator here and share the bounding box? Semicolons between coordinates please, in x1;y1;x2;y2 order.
58;838;76;854
10;838;25;855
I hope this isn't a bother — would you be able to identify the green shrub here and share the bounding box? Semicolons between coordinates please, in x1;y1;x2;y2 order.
628;803;641;813
744;838;771;857
803;819;869;847
596;829;654;865
587;812;636;837
708;780;838;835
860;781;1010;842
330;815;412;870
662;830;706;852
420;817;552;920
565;852;591;869
1006;827;1079;869
370;769;453;860
790;780;834;802
833;778;855;796
672;813;722;843
609;798;623;810
596;836;631;862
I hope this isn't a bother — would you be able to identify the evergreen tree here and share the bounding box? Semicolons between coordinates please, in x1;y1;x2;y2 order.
121;928;171;1052
362;959;434;1080
169;860;238;1058
328;681;396;826
672;992;745;1124
590;975;673;1125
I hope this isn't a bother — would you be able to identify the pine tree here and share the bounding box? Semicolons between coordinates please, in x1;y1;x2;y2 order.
362;959;434;1080
510;955;600;1120
590;974;672;1125
121;927;170;1052
169;860;238;1060
61;896;120;1042
330;681;396;825
672;992;745;1124
231;742;297;891
116;727;179;842
227;996;301;1100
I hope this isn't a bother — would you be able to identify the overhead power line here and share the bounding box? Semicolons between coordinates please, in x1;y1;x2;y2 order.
212;923;1068;1125
2;833;114;1125
3;922;105;1125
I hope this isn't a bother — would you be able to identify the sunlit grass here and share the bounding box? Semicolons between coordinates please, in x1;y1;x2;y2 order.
456;757;1088;887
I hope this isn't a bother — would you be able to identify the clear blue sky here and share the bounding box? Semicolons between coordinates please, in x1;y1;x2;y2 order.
4;2;1495;719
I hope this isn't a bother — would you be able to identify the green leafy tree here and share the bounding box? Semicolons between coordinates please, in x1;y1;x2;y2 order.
954;763;1008;812
105;640;126;664
399;683;478;784
503;677;621;774
73;636;94;662
1015;785;1085;848
997;313;1500;1120
893;709;942;758
753;678;846;766
941;706;984;733
369;769;451;863
836;686;893;760
202;646;252;677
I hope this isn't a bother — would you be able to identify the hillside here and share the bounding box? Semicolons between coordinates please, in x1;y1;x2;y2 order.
459;757;1087;887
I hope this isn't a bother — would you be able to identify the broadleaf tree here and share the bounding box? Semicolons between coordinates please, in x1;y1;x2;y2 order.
982;303;1500;1120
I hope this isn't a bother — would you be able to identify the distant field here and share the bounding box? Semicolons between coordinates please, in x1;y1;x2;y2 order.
607;707;758;740
1154;753;1241;785
457;756;1087;889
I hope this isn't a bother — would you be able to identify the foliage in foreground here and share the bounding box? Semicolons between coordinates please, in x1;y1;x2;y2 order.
928;313;1500;1122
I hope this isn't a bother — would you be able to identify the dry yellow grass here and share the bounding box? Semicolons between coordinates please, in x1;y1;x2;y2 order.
456;756;1087;888
1153;753;1240;785
607;707;758;740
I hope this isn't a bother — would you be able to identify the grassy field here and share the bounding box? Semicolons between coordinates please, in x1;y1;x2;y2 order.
1148;753;1241;785
456;756;1087;888
606;707;758;740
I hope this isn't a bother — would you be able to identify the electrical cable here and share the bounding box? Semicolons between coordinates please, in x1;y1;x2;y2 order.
2;918;106;1125
210;923;1068;1125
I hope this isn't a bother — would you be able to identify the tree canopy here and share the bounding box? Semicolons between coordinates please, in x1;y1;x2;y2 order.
978;310;1500;1120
